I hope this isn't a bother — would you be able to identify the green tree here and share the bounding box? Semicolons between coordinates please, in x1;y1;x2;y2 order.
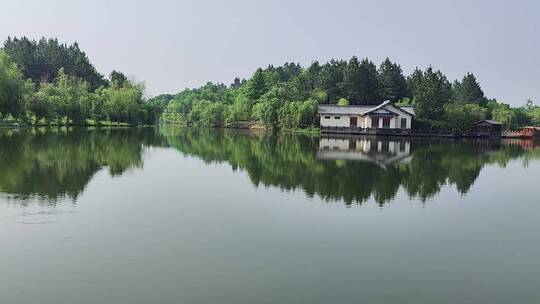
378;57;407;103
452;73;487;106
202;103;226;126
0;50;27;119
247;68;267;101
3;37;106;91
342;57;379;105
110;70;128;87
487;100;530;130
443;103;486;130
99;80;145;124
410;67;452;121
337;98;349;106
319;59;346;103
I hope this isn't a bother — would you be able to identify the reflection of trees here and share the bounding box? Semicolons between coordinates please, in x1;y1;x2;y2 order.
161;127;539;206
0;127;162;204
2;126;538;207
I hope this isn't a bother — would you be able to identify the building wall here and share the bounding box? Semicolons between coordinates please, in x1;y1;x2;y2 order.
386;105;412;129
320;114;352;127
319;105;413;129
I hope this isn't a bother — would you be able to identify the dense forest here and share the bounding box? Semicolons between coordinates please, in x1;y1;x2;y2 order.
1;36;539;130
0;37;160;125
154;59;540;131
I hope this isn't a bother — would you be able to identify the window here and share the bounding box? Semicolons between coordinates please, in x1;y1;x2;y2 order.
401;118;407;129
334;116;341;119
371;117;379;128
324;116;331;119
383;117;390;128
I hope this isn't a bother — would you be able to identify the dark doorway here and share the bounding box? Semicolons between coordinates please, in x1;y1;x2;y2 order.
401;118;407;129
350;117;357;127
371;117;379;128
383;117;390;128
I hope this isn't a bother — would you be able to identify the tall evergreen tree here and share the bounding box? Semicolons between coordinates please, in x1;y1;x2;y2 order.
341;56;362;103
230;77;242;88
355;58;380;104
247;68;267;100
411;66;452;120
341;57;380;104
276;62;302;82
406;68;424;98
3;36;106;91
319;59;346;104
110;70;127;87
377;58;407;103
304;61;322;90
452;73;487;106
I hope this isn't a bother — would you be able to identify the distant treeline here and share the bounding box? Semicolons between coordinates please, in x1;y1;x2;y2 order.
0;37;160;125
1;36;539;129
154;59;540;131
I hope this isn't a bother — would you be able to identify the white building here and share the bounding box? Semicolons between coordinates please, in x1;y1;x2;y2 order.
318;101;415;130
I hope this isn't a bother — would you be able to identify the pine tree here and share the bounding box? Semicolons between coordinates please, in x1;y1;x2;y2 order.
356;58;380;104
452;73;487;106
411;67;452;120
319;59;346;104
378;58;407;103
247;68;267;100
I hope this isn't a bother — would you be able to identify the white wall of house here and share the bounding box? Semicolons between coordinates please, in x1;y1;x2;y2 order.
320;114;351;127
386;104;412;129
319;104;413;129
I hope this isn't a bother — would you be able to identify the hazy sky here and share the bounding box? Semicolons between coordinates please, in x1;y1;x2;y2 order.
1;0;538;104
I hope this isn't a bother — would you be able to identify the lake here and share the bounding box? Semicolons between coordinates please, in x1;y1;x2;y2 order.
1;127;539;304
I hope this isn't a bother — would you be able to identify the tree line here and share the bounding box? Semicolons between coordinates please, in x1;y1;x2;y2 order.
156;58;539;131
0;37;159;125
1;36;538;130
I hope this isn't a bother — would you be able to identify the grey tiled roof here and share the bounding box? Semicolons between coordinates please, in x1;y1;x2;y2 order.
318;105;374;115
318;102;415;116
476;120;502;125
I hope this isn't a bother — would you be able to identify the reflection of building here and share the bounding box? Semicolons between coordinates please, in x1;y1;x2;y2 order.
318;101;415;134
317;137;411;167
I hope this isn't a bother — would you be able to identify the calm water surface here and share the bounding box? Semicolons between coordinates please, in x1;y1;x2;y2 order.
1;127;539;304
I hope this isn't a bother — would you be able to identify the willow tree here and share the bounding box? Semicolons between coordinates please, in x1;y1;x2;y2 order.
0;50;27;119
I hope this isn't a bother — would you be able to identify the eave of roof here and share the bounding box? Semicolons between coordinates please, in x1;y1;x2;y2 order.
475;120;502;125
318;100;415;116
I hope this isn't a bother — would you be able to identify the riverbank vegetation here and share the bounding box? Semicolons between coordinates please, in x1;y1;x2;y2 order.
1;36;538;130
155;59;539;131
0;37;159;126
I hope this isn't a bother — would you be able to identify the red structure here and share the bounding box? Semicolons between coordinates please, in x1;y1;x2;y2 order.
521;127;540;138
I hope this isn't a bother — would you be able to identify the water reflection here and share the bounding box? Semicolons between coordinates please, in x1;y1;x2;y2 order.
161;128;540;206
0;127;163;204
0;127;539;206
317;137;412;167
